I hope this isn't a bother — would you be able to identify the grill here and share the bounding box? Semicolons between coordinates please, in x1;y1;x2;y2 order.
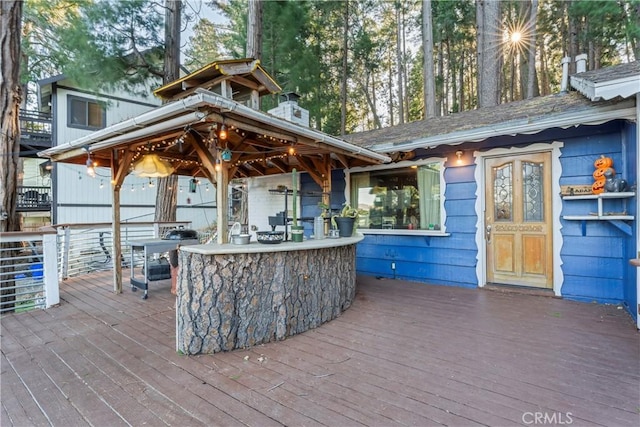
163;228;199;240
128;228;200;299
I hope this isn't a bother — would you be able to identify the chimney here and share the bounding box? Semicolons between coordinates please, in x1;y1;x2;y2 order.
560;56;571;92
575;53;587;73
268;92;309;127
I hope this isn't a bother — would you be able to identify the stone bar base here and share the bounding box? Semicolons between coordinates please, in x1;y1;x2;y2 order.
176;241;358;354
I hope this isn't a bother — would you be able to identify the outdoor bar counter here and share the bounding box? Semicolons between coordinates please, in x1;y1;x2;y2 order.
176;234;363;354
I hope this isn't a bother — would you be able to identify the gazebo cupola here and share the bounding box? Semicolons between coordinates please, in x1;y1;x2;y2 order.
153;58;281;109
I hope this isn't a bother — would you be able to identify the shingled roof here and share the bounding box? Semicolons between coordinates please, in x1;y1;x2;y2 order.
343;91;636;152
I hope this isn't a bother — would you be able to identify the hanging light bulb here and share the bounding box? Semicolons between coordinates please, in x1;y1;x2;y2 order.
99;180;104;189
219;124;227;140
141;183;146;191
85;153;96;178
148;179;155;188
205;184;210;192
131;184;135;192
288;145;296;156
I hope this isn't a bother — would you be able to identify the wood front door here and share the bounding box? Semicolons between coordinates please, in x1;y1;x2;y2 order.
485;152;553;289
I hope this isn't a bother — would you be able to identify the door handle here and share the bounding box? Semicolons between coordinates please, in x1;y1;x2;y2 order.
486;224;492;242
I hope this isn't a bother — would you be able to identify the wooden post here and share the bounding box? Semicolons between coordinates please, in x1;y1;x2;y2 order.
112;184;122;293
216;159;229;244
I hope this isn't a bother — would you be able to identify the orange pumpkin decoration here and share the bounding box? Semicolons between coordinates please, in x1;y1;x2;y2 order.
593;168;609;179
594;155;613;169
592;178;606;194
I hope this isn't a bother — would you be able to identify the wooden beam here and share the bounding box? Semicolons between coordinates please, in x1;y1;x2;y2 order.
187;130;218;182
167;75;228;101
295;156;325;188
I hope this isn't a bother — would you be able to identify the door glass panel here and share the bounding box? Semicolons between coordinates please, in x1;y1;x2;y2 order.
493;163;512;221
523;161;544;222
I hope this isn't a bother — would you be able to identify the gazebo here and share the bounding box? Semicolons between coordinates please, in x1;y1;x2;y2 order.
39;58;391;292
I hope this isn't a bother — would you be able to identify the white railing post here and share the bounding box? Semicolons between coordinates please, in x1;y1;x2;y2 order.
42;229;59;308
61;226;71;280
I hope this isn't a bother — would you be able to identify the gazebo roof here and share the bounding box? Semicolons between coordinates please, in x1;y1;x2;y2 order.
39;89;390;185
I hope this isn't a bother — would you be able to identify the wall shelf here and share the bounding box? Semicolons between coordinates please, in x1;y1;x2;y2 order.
562;192;635;235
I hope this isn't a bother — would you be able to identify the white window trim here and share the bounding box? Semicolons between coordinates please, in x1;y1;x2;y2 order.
473;142;564;296
346;157;449;236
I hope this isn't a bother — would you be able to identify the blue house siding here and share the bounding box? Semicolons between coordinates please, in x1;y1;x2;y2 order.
300;121;635;313
355;161;478;288
623;122;638;322
559;122;636;306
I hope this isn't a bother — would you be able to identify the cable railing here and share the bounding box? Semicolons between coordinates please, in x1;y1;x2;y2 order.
53;221;195;279
0;221;213;315
0;228;58;314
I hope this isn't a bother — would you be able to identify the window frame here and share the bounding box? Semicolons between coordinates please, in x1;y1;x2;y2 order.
346;157;449;236
67;95;106;130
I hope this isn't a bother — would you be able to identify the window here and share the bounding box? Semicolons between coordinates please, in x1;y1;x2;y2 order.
68;96;106;129
349;159;445;231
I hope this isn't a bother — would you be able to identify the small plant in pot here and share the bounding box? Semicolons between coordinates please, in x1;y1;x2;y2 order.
332;203;359;237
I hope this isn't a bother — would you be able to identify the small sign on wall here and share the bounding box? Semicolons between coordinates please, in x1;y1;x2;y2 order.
560;185;593;196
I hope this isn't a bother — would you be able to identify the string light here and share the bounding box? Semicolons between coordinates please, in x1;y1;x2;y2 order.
148;179;155;188
85;150;96;178
99;180;104;189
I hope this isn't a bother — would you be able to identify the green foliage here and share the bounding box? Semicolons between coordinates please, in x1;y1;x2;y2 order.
23;0;164;95
183;18;223;71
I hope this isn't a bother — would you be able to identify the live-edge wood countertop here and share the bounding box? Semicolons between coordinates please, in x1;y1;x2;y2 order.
180;234;364;255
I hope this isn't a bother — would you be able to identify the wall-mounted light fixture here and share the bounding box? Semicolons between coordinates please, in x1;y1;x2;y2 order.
455;150;464;165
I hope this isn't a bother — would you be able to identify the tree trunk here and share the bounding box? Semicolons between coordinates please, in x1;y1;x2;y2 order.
395;3;405;124
154;0;181;224
526;0;538;99
422;0;436;119
246;0;263;60
340;0;349;135
477;0;501;108
1;0;23;312
1;0;22;233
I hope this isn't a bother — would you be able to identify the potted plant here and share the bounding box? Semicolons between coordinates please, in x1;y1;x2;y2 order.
332;202;359;237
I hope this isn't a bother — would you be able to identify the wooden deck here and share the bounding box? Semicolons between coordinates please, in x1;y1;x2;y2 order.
1;271;639;426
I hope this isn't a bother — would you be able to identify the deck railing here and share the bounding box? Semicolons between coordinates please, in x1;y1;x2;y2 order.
16;185;52;212
0;228;59;314
53;221;197;280
0;221;212;314
19;109;52;150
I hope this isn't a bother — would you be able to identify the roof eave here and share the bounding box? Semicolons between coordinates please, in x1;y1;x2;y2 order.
373;101;637;153
39;89;390;165
570;74;640;101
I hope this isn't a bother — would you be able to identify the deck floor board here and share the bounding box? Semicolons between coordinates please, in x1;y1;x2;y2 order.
1;272;638;426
